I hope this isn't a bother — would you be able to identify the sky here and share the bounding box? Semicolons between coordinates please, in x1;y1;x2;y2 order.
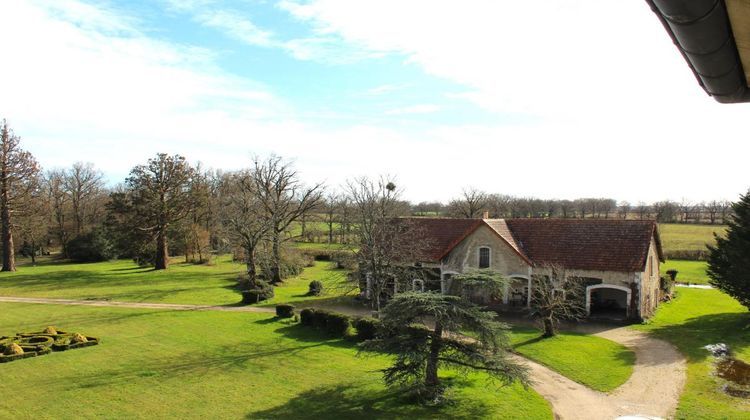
0;0;748;204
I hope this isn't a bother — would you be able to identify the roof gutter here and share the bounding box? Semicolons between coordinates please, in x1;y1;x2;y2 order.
646;0;750;103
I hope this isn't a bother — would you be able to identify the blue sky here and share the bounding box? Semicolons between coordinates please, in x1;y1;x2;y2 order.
1;0;748;203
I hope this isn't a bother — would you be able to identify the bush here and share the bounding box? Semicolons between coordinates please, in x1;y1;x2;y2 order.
311;309;331;330
331;251;357;270
324;312;352;336
300;308;316;326
308;280;324;296
241;281;274;304
354;317;382;341
257;249;314;281
664;250;709;261
67;229;117;262
276;304;295;318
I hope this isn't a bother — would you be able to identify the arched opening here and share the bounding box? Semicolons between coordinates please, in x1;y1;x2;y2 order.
507;276;530;307
587;284;630;320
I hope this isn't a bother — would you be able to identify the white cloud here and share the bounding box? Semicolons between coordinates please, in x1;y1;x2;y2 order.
364;84;407;96
198;10;274;46
385;104;440;115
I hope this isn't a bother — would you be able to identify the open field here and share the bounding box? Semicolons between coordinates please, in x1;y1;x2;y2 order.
0;303;552;419
658;223;726;253
662;260;710;285
634;288;750;419
511;328;635;392
0;257;352;308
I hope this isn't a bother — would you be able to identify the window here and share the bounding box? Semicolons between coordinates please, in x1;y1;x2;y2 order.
648;256;654;277
479;247;491;268
412;279;425;292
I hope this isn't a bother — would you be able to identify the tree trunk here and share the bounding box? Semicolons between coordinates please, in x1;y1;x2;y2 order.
155;229;169;270
245;244;257;286
271;231;281;284
542;317;555;337
425;320;443;393
1;187;15;272
30;238;36;265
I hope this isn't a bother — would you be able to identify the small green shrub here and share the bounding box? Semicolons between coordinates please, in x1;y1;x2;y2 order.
308;280;324;296
67;229;117;262
311;309;331;330
241;281;274;304
325;312;352;336
276;304;295;318
300;308;316;326
354;317;382;341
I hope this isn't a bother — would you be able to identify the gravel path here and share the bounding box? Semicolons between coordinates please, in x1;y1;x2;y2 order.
0;296;686;419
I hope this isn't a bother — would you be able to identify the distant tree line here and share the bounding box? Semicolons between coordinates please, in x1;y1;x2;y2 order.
0;119;737;275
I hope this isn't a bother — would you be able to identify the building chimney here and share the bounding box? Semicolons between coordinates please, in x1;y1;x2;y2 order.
482;210;489;219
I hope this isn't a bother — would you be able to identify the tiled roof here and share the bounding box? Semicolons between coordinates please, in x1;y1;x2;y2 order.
404;217;662;272
505;219;662;272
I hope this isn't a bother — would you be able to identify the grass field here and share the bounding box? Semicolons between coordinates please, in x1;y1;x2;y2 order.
0;257;353;308
658;223;726;253
261;261;359;307
510;328;635;392
0;303;553;419
634;288;750;419
662;260;710;285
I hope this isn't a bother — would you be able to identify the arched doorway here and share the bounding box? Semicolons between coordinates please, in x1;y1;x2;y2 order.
586;284;631;319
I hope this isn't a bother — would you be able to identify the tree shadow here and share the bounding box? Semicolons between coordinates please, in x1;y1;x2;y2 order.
249;380;493;419
271;323;355;349
644;311;750;362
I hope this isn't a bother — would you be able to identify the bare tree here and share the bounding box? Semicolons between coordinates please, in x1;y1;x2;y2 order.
126;153;194;270
530;265;586;337
218;170;271;285
617;201;631;219
16;189;48;265
322;193;339;244
253;155;323;284
719;200;732;224
635;201;651;220
346;176;428;312
63;162;105;235
447;187;488;218
558;199;574;218
0;120;41;272
44;169;71;256
679;199;694;223
705;200;721;224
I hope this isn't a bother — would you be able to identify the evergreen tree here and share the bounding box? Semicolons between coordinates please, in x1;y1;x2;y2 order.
362;292;527;403
708;191;750;309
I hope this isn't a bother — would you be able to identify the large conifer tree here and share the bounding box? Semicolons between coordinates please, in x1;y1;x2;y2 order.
707;191;750;309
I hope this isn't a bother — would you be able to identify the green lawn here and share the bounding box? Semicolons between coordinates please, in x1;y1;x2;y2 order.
633;288;750;419
659;223;726;253
0;303;552;419
510;328;635;392
0;257;355;308
291;241;352;251
261;261;359;307
662;260;710;285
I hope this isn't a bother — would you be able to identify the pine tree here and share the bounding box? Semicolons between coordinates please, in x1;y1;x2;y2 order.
707;191;750;309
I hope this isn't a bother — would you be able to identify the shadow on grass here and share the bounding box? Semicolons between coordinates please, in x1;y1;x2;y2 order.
644;312;750;362
249;379;493;419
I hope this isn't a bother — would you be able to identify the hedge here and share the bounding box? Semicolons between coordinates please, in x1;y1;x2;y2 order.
300;308;316;326
0;328;99;363
276;304;295;318
353;317;382;341
296;308;353;337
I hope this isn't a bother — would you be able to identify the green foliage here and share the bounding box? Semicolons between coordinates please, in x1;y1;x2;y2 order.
275;304;295;318
708;192;750;309
66;229;117;262
362;292;527;402
241;281;275;304
450;270;507;302
308;280;324;296
299;308;315;326
353;317;381;341
324;312;352;336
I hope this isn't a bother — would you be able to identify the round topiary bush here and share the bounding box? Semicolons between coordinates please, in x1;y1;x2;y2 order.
275;304;295;318
354;317;382;341
300;308;316;326
325;312;352;337
241;281;275;304
71;333;88;344
43;326;58;335
308;280;323;296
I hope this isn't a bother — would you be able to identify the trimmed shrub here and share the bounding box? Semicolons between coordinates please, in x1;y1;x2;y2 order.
276;304;295;318
311;309;331;330
300;308;316;326
3;343;23;356
241;281;274;304
354;317;382;341
325;312;352;336
43;326;58;335
308;280;324;296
